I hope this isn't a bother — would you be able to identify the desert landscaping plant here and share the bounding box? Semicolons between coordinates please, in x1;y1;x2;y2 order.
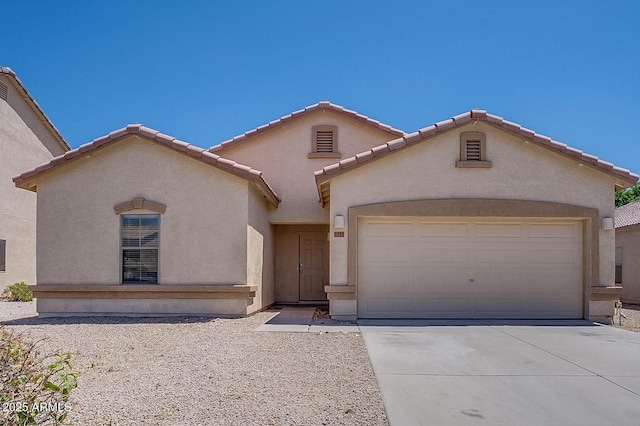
0;327;78;425
2;282;33;302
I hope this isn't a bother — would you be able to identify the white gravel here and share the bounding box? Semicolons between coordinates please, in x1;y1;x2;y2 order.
0;301;388;426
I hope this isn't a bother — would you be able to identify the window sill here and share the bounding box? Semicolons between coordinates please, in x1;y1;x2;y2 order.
308;152;342;159
456;160;492;168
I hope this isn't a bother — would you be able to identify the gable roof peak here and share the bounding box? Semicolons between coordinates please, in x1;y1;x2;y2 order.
13;124;280;206
0;66;70;152
209;100;405;152
314;108;639;205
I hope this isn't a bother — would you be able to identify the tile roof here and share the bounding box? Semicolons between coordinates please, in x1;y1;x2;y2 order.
13;124;280;207
0;66;70;152
615;200;640;228
209;100;405;152
314;109;639;204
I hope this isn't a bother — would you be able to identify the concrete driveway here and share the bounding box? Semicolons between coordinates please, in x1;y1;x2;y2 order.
359;319;640;426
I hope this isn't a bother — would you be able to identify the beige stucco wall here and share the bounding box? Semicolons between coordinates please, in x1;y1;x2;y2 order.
247;189;276;313
216;109;398;224
328;122;617;316
0;75;66;290
35;136;253;287
616;224;640;303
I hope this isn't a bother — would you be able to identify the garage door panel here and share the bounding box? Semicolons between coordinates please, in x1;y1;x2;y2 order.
474;223;523;238
529;223;579;238
362;221;414;237
418;222;469;237
527;247;581;265
475;248;523;264
360;245;414;265
474;298;524;316
358;218;583;319
526;295;583;317
417;247;470;264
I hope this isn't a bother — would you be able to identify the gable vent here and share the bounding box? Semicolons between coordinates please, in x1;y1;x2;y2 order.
0;81;7;101
465;140;482;161
316;131;334;152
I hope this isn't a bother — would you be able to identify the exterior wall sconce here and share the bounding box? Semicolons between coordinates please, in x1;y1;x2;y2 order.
334;215;345;230
601;217;614;231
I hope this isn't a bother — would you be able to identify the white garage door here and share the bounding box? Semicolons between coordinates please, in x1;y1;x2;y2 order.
357;218;583;319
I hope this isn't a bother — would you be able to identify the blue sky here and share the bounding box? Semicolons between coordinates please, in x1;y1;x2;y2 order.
3;1;639;175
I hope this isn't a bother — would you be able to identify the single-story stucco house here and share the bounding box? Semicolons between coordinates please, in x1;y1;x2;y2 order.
13;101;638;323
615;200;640;304
0;67;69;291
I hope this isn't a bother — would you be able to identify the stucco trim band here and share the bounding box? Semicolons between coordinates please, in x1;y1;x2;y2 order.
29;284;257;300
114;198;167;215
346;199;600;318
324;285;356;300
590;286;622;301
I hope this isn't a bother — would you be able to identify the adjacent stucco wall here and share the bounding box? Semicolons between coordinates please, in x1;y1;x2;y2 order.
216;109;398;223
274;224;329;302
36;136;251;286
0;75;66;290
247;189;275;313
617;224;640;303
328;122;616;314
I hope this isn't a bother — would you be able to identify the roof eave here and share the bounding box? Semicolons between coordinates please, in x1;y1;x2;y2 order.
313;110;639;188
209;100;405;152
0;67;70;152
13;125;280;207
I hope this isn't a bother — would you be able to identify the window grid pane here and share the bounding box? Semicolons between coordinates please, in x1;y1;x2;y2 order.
121;215;158;284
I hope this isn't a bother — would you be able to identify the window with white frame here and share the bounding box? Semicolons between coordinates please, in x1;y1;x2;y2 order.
121;215;159;284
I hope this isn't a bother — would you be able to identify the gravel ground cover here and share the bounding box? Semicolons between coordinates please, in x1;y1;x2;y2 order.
0;301;388;426
611;303;640;333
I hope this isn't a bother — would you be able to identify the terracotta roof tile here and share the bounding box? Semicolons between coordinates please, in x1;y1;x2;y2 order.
209;101;405;152
0;67;69;152
435;118;455;131
371;145;389;157
339;156;358;169
452;112;472;126
418;125;438;138
616;201;640;228
314;109;639;204
403;131;422;145
388;138;406;151
13;124;280;207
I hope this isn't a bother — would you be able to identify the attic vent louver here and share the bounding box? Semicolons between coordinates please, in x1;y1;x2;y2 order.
465;140;482;161
0;81;7;101
316;131;334;152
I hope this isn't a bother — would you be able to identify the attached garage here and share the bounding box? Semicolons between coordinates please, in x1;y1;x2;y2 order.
357;217;584;319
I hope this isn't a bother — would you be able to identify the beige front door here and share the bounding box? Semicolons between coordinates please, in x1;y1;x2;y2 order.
299;233;329;301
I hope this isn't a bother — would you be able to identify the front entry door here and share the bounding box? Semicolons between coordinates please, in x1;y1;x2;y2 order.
299;233;329;301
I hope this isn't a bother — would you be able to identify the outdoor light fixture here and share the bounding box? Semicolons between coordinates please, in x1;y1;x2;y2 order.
334;215;345;230
601;217;614;230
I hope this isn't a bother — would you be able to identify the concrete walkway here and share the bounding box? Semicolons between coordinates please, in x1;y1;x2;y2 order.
255;306;359;332
359;319;640;426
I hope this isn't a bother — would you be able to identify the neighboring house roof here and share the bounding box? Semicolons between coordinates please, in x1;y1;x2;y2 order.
209;100;405;152
615;200;640;228
0;66;70;152
314;109;639;205
13;124;280;207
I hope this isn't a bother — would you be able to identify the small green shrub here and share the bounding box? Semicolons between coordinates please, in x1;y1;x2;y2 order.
3;282;34;302
0;327;78;425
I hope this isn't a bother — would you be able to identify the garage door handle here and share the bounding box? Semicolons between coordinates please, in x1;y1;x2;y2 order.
469;279;475;282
